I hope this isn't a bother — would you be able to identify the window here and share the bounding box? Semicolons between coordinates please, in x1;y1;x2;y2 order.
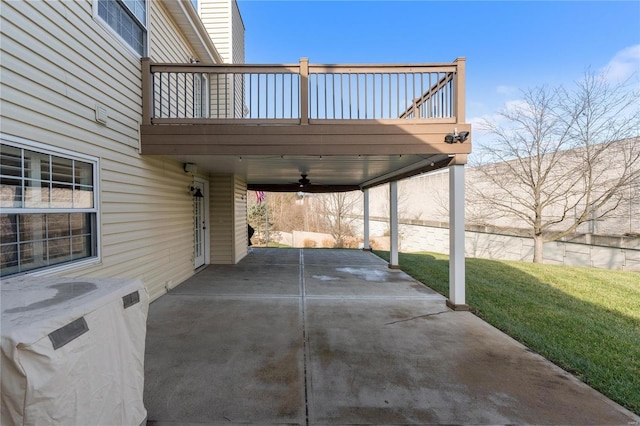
194;73;209;118
97;0;147;56
0;142;98;277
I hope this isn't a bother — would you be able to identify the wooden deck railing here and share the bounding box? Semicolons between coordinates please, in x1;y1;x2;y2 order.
141;57;465;125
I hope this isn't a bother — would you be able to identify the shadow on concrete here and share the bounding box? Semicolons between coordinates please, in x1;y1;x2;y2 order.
144;248;639;425
373;250;640;416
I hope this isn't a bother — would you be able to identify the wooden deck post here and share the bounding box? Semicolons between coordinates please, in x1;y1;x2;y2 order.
454;57;466;123
141;58;152;126
300;58;309;125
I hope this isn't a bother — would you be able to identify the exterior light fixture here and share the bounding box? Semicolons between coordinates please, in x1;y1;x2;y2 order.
444;130;470;144
190;186;204;198
184;163;197;173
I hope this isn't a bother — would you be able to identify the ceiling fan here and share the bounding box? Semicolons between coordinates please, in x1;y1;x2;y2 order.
297;174;311;188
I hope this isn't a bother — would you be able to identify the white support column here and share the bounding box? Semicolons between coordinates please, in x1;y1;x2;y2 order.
389;181;399;269
448;162;468;310
363;188;371;250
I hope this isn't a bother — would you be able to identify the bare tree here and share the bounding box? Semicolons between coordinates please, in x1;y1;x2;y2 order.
247;201;272;245
316;191;362;247
472;71;640;263
269;192;306;232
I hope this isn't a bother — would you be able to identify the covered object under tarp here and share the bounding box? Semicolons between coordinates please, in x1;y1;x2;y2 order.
1;275;148;426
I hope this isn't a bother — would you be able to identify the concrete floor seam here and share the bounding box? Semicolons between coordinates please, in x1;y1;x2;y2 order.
166;293;301;299
299;249;310;426
143;248;640;425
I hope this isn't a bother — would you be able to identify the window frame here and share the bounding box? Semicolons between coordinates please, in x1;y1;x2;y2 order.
193;73;210;118
93;0;149;58
1;135;101;277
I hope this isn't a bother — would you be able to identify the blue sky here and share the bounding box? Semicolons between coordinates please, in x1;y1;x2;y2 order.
236;0;640;143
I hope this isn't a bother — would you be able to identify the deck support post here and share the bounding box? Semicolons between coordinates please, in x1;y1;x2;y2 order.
141;58;152;126
448;160;469;310
300;58;309;125
363;188;371;251
389;181;399;269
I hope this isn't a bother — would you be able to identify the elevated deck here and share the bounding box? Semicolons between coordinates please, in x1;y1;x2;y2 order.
139;58;471;191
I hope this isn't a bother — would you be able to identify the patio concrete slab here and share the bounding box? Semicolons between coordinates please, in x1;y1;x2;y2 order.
304;264;440;299
171;263;300;297
144;295;305;424
302;249;386;266
144;248;639;425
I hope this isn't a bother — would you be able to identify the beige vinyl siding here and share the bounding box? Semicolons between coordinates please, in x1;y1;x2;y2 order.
151;2;199;118
210;174;234;264
231;1;245;117
149;2;197;62
233;175;248;262
201;0;233;118
200;0;231;63
0;0;206;301
209;173;247;264
231;0;245;65
210;73;234;118
200;0;244;117
1;1;141;148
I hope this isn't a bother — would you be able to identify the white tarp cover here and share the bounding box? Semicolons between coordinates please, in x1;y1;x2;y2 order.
1;275;149;426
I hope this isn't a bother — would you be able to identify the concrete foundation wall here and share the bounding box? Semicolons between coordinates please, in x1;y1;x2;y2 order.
352;219;640;271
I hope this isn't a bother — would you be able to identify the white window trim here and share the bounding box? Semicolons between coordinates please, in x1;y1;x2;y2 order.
0;134;102;275
92;0;150;59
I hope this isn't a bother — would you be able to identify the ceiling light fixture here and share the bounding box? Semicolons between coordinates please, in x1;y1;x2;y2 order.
183;163;197;174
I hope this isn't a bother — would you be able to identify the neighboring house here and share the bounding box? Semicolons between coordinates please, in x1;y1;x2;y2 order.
1;0;472;306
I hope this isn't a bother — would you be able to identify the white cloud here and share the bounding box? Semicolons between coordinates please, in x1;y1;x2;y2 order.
467;112;508;147
601;44;640;83
496;85;518;96
503;99;529;113
467;98;529;148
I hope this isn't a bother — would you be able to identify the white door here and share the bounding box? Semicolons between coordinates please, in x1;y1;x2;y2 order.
193;179;207;268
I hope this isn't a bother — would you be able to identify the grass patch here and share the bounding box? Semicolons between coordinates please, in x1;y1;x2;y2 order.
374;250;640;415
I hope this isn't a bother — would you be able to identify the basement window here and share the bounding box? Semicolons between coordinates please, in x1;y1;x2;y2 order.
0;142;99;277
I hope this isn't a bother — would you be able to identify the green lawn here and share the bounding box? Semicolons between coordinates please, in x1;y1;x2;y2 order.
374;250;640;415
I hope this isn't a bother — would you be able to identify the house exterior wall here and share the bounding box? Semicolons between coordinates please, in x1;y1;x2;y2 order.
233;175;248;262
200;0;244;64
0;0;228;301
199;0;244;118
210;174;233;264
210;174;247;264
231;0;245;65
